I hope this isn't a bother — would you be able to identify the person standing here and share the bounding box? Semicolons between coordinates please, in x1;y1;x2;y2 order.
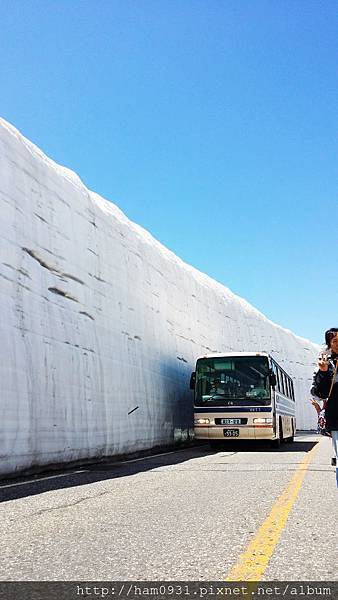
310;397;336;465
311;328;338;487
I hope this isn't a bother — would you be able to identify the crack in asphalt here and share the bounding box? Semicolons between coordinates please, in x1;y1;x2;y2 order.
22;489;114;519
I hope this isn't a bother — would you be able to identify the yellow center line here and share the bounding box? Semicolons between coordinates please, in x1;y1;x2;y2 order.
225;441;320;581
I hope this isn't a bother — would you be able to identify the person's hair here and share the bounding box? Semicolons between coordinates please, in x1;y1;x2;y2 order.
325;328;338;348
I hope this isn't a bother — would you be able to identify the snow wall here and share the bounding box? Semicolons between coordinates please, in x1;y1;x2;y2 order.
0;118;319;476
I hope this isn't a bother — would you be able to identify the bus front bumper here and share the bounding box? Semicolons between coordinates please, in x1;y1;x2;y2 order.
194;425;274;440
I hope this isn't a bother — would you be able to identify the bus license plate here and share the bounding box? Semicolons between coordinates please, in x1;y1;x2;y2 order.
223;429;239;437
221;418;241;425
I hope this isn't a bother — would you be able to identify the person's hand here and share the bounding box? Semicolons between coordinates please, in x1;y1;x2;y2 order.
311;399;321;414
318;353;329;371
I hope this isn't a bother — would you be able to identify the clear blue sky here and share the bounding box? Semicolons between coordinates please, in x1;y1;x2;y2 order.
1;0;337;344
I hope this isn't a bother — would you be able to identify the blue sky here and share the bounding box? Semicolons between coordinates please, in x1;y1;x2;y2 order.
1;0;337;344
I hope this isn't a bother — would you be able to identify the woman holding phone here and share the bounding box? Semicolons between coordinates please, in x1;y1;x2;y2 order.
311;328;338;488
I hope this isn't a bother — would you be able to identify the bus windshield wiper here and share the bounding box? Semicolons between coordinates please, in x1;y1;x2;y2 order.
205;395;269;404
245;398;269;404
226;397;269;404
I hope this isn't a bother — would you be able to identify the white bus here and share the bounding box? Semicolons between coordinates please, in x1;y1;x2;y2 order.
190;352;296;448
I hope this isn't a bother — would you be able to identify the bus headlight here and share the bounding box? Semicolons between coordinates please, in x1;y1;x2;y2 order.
253;418;273;424
194;418;210;424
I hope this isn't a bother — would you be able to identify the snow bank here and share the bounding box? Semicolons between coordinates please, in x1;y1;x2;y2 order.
0;118;319;475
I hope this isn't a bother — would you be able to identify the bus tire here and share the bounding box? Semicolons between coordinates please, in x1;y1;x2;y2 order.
271;437;281;449
271;418;283;449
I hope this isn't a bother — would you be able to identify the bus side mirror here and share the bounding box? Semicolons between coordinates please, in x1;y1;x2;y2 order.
269;373;277;388
190;372;196;390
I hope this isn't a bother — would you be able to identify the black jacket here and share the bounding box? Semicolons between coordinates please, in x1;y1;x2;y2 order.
311;352;338;431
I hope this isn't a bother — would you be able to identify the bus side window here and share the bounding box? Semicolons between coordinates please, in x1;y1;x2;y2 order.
290;380;295;401
276;367;281;393
284;374;289;398
281;372;286;396
288;378;292;399
284;376;289;398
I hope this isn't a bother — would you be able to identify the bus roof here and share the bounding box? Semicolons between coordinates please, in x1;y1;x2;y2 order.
196;351;270;360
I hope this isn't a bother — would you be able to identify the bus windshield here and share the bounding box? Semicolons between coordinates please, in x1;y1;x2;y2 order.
195;355;271;406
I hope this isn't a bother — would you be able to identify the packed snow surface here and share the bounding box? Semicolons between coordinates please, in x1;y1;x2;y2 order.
0;118;319;475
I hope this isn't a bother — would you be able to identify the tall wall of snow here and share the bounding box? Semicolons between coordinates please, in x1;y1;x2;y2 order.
0;118;319;476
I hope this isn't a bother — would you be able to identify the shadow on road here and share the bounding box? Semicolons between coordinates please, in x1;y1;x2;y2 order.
208;439;318;453
0;438;319;503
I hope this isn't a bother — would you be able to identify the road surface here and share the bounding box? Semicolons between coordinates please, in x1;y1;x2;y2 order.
0;433;336;581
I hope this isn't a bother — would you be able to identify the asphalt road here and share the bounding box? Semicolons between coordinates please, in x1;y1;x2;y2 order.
0;433;337;581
